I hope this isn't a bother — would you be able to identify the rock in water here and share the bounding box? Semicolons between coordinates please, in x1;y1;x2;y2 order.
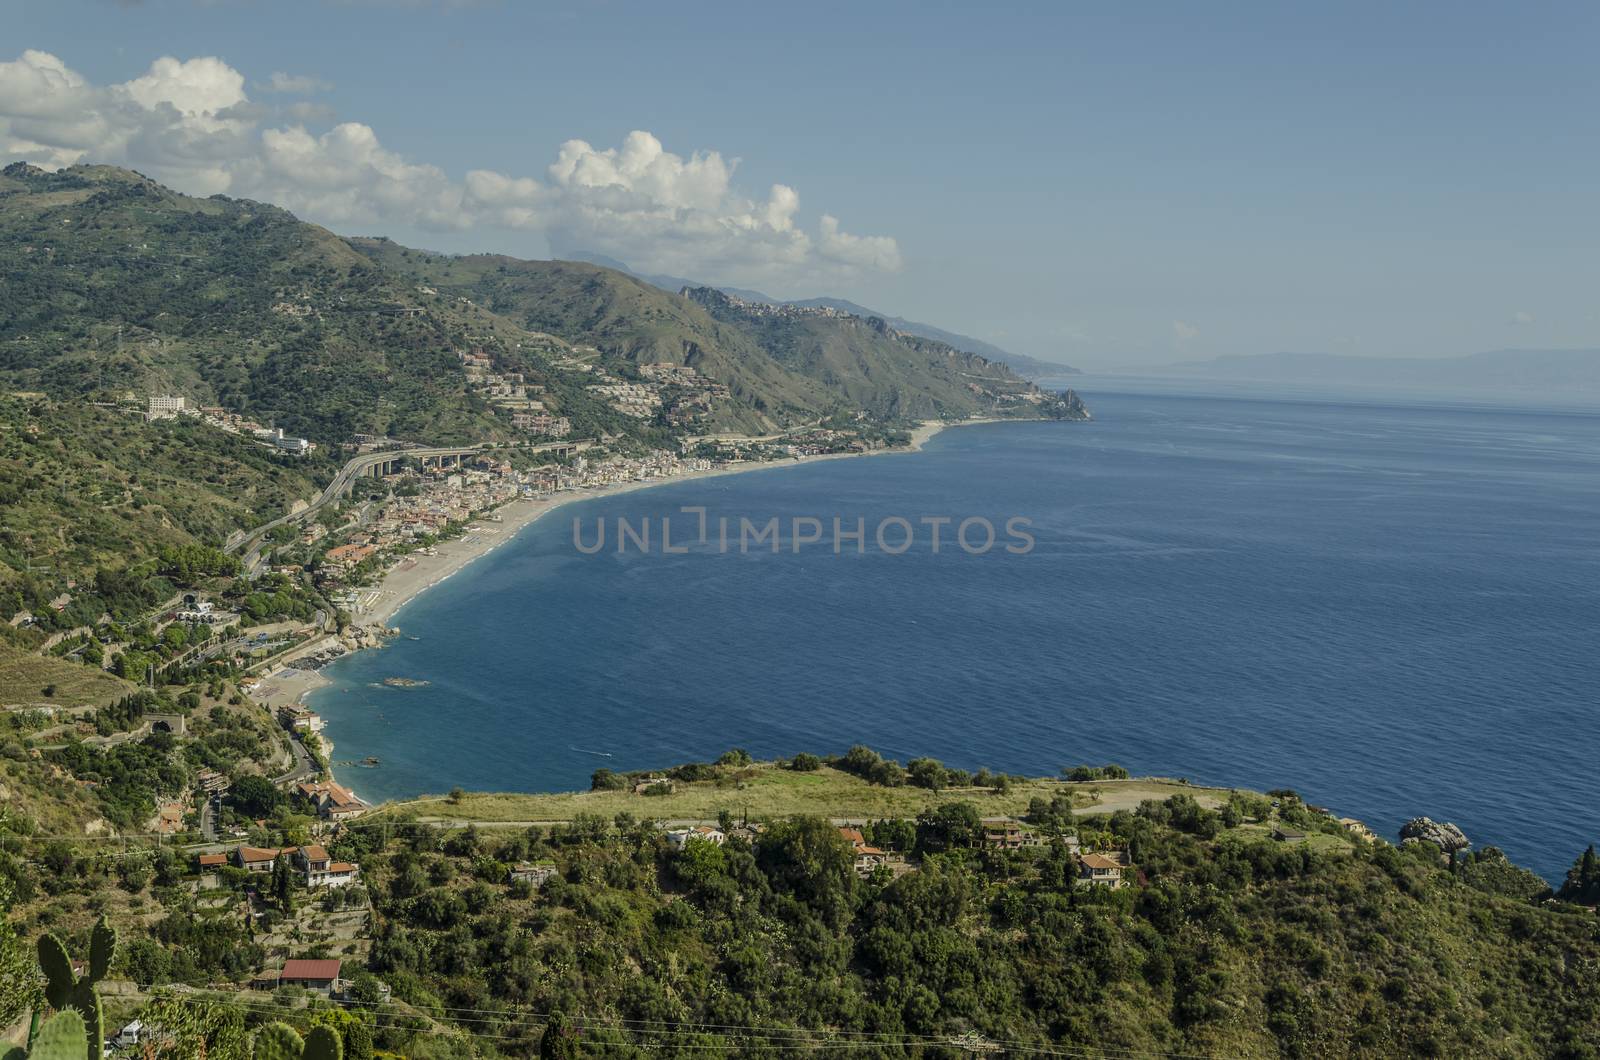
1399;816;1471;853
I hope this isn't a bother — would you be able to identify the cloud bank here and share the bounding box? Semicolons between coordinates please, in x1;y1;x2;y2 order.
0;49;901;283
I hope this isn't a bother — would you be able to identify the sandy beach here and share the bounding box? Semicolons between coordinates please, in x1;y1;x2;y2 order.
356;417;954;629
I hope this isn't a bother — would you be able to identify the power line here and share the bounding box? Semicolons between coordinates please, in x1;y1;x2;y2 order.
107;986;1210;1059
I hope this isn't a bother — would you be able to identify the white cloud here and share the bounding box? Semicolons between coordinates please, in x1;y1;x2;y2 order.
1510;309;1534;325
819;213;902;271
1173;320;1200;342
262;71;333;95
122;56;247;124
0;49;902;285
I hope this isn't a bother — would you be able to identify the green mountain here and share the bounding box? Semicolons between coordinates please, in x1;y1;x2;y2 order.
682;287;1079;421
0;162;536;446
1;162;1082;447
783;296;1081;379
556;250;1082;380
348;241;1085;429
343;241;830;434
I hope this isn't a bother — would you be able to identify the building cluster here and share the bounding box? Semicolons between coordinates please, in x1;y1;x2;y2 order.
965;381;1052;408
510;410;572;435
580;362;729;424
456;348;572;437
558;451;713;490
774;427;887;459
145;394;314;454
200;844;361;888
295;779;368;821
171;596;234;625
309;450;713;599
277;702;326;735
314;465;521;581
587;380;661;417
690;290;854;322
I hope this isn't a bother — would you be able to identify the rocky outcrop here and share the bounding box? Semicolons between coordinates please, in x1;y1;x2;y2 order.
1046;388;1092;421
1400;817;1471;854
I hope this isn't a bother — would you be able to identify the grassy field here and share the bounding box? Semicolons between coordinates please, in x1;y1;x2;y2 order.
374;763;1237;825
0;641;133;711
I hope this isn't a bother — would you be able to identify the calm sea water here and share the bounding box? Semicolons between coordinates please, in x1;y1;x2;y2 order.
310;386;1600;881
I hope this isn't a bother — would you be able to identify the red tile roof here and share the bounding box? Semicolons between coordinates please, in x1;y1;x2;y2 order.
279;959;341;982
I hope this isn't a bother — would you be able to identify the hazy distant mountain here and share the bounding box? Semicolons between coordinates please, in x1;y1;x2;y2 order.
554;251;1079;380
782;297;1080;379
1148;349;1600;396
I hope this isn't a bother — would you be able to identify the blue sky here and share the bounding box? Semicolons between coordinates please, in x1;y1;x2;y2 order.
4;0;1599;368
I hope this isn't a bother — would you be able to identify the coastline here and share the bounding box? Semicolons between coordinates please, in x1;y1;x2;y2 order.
357;416;951;629
255;417;966;773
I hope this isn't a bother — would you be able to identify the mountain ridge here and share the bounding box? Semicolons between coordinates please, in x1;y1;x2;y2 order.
555;249;1081;381
0;162;1085;445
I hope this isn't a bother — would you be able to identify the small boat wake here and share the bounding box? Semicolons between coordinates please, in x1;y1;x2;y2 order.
569;745;613;758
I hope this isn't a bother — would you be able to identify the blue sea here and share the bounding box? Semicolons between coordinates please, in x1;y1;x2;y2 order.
310;385;1600;881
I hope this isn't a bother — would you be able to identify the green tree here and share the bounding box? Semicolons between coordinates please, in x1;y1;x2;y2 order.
590;768;626;791
756;816;856;926
271;856;295;914
1558;845;1600;905
916;801;983;854
907;757;947;791
229;775;282;817
539;1011;579;1060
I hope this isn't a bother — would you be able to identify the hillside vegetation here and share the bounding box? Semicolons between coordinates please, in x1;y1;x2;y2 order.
0;394;324;589
5;756;1599;1059
0;163;520;446
385;762;1229;825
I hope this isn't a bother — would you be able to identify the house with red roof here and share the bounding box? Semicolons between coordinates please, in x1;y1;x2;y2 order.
1076;851;1129;888
294;844;360;888
839;827;892;877
278;959;343;995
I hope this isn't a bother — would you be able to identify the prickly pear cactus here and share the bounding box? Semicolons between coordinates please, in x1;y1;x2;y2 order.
303;1025;344;1060
252;1022;306;1060
2;1010;89;1060
250;1020;344;1060
32;918;115;1060
65;981;101;1060
34;935;73;1011
87;919;115;983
